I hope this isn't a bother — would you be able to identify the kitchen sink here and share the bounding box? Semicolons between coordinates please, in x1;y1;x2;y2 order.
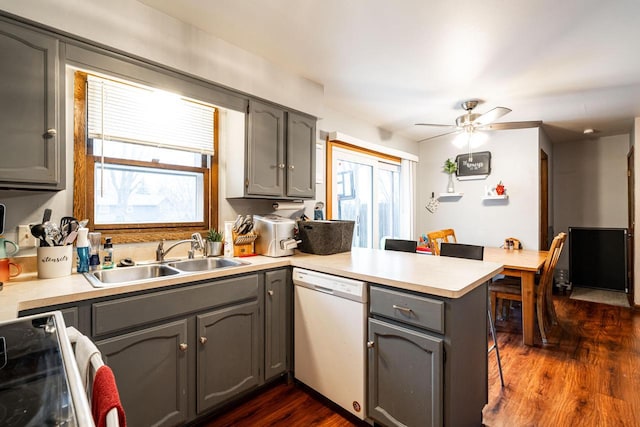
168;257;248;272
84;264;181;288
83;258;249;288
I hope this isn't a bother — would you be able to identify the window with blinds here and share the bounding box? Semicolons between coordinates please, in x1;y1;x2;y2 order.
75;71;217;237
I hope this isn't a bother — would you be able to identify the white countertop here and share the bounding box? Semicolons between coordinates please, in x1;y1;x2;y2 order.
0;247;503;321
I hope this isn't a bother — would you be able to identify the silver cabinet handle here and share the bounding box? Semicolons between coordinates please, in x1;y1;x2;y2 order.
179;343;188;352
199;337;207;345
278;163;285;169
288;164;295;170
392;304;413;314
44;129;57;139
267;289;274;296
367;341;375;348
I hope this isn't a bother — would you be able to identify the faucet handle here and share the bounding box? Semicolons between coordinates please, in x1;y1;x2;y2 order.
191;233;205;251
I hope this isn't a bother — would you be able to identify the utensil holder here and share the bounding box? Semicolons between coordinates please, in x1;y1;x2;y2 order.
37;246;73;279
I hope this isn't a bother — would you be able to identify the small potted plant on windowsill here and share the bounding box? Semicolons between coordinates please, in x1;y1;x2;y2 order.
206;228;224;257
443;158;457;193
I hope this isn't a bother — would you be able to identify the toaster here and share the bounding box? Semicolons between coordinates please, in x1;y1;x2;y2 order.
253;214;299;257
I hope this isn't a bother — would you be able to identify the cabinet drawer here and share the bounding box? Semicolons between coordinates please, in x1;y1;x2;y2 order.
93;274;259;337
370;286;444;334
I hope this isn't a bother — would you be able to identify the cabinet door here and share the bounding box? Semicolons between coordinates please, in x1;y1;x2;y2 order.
286;112;316;198
264;269;290;380
197;300;261;413
368;318;443;427
0;21;62;189
247;99;285;196
97;320;188;427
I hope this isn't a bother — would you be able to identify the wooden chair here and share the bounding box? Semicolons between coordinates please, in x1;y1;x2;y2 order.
426;229;457;255
384;238;417;253
489;232;567;344
438;243;504;387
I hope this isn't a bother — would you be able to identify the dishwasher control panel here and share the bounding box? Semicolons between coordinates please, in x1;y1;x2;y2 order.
292;268;367;303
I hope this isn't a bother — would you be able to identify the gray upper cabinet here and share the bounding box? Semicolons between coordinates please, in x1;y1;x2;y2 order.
0;20;64;190
246;100;285;196
230;99;315;199
286;112;315;198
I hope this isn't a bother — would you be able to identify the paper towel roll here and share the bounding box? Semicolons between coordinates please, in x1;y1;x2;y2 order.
272;201;304;211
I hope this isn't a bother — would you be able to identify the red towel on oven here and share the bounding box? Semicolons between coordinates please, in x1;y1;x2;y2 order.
91;365;126;427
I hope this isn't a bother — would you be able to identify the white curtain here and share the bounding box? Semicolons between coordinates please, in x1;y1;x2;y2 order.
400;159;417;240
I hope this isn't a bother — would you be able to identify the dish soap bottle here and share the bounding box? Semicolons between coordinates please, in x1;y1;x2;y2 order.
76;227;90;273
102;237;114;269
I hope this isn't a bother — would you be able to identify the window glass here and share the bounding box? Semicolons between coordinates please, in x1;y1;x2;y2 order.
93;163;204;225
330;144;403;249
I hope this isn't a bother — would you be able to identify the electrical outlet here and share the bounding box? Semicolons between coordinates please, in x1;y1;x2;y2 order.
17;225;37;248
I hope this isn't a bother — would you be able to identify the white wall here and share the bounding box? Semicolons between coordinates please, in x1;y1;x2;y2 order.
553;134;630;271
0;1;414;249
417;128;540;249
0;0;324;118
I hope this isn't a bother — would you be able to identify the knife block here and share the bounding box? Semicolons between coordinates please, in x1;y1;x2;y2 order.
232;231;258;257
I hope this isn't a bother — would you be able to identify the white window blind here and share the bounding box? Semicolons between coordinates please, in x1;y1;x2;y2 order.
87;75;215;155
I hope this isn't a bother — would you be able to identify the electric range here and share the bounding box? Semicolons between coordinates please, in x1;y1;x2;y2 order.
0;312;92;426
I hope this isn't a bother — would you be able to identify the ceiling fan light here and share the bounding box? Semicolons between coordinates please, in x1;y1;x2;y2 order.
452;132;468;148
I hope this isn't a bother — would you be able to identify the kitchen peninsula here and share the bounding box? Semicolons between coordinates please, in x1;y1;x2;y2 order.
3;248;502;426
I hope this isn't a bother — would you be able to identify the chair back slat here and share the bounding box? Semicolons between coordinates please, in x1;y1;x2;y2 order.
439;242;484;260
384;239;417;253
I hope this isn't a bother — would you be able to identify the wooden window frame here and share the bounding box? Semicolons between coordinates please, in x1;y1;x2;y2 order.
73;71;219;243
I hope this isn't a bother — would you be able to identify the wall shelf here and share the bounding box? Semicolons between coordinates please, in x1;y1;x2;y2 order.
482;195;509;200
438;192;464;199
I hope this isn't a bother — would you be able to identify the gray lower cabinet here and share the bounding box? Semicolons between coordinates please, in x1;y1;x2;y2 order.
368;318;443;427
97;320;189;427
0;19;64;190
264;269;290;380
197;300;260;413
368;284;488;427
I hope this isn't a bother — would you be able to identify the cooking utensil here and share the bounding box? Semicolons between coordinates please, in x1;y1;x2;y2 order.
30;224;49;247
44;221;63;246
60;216;77;238
42;208;52;224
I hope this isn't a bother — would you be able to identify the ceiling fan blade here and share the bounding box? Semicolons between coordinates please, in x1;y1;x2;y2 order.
472;107;512;126
478;120;542;131
417;129;460;142
415;123;456;127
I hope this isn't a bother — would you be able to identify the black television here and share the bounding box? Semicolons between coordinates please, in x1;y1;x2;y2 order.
568;227;628;292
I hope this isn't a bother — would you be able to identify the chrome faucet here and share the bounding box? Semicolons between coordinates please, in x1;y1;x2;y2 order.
156;233;205;262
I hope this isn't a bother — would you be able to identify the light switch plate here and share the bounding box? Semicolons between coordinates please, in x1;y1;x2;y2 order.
17;225;37;248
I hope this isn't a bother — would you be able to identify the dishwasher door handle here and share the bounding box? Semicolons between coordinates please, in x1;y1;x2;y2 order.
314;285;334;294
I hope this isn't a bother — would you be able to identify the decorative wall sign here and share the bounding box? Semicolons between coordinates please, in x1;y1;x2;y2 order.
455;151;491;180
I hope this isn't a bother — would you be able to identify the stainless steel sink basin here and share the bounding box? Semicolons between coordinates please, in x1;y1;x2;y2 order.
168;257;248;272
84;264;181;287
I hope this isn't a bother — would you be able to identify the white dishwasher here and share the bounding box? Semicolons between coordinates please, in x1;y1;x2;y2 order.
293;267;367;420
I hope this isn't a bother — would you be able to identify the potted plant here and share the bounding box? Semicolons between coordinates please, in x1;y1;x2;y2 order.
443;158;457;193
206;228;224;256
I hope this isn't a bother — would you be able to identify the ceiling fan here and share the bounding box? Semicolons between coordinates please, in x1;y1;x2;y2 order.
416;99;541;160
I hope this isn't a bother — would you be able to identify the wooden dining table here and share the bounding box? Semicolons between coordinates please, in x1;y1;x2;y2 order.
483;247;548;346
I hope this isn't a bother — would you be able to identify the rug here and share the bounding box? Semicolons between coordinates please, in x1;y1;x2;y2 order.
569;287;630;308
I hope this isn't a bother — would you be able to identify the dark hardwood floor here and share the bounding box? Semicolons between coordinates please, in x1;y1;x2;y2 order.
198;295;640;427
